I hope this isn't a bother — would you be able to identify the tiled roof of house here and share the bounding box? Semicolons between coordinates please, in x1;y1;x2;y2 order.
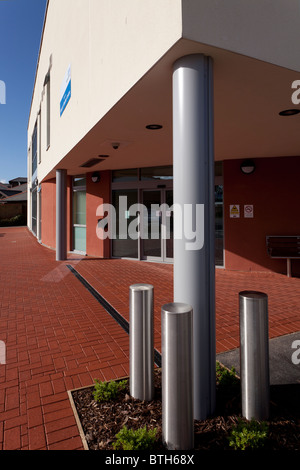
0;184;27;203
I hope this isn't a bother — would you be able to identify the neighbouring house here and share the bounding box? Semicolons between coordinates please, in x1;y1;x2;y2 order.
0;178;27;225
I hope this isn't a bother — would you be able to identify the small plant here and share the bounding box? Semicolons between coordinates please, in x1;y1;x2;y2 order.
93;379;127;402
113;425;157;451
216;362;239;387
228;419;269;450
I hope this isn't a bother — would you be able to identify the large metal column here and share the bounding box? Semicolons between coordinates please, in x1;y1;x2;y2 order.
56;169;67;261
173;54;216;420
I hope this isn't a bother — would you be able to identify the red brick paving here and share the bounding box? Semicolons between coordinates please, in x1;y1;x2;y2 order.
0;227;299;450
75;257;300;354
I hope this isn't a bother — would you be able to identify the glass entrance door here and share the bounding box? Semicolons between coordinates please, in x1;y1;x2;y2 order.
73;177;86;253
142;189;173;262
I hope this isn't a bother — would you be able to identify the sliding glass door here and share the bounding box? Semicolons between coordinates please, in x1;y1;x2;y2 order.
110;164;223;265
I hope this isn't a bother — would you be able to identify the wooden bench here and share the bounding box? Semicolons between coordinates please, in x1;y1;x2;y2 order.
266;236;300;277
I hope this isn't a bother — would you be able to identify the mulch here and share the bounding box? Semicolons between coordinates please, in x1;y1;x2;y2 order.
71;369;300;451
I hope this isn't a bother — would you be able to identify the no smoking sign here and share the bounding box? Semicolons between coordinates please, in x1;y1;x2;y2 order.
244;205;254;218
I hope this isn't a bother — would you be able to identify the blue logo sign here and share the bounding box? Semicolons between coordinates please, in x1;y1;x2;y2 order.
60;65;71;116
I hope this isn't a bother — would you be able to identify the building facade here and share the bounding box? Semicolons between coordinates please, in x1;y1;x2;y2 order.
28;0;300;275
28;0;300;419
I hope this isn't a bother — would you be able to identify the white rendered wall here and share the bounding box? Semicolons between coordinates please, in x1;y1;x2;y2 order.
28;0;182;182
28;0;300;183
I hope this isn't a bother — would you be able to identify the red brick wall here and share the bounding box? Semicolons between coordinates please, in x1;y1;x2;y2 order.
224;156;300;275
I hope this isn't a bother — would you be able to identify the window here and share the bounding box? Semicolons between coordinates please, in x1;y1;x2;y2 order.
31;122;37;180
38;109;41;163
140;166;173;181
112;169;138;182
44;71;50;149
31;187;37;236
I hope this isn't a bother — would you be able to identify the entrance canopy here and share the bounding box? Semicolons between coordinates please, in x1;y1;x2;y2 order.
44;38;300;180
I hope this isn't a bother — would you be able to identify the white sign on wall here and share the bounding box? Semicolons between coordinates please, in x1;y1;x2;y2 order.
244;205;254;218
230;205;240;218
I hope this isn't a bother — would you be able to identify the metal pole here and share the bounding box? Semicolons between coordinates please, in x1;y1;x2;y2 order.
287;258;292;278
162;302;194;450
173;54;216;420
129;284;154;401
239;291;270;421
56;169;67;261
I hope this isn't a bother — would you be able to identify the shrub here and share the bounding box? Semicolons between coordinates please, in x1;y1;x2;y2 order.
216;362;240;393
216;362;238;386
0;214;27;227
93;379;127;402
113;425;157;451
228;419;269;450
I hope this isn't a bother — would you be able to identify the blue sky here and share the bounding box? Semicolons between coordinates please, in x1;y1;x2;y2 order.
0;0;47;183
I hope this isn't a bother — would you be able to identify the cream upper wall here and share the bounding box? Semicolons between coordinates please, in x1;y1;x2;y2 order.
29;0;182;182
182;0;300;72
29;0;300;183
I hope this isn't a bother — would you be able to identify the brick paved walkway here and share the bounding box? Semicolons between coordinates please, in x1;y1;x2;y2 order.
0;227;299;450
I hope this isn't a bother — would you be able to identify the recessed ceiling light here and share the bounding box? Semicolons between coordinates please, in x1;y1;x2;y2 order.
146;124;163;130
279;109;300;116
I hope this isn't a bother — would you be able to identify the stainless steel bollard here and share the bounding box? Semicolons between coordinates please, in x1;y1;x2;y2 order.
239;291;270;421
129;284;154;401
162;303;194;450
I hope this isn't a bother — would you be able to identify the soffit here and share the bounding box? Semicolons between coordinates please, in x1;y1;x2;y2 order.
44;39;300;179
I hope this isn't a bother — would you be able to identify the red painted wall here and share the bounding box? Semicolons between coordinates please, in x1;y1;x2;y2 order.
86;170;111;258
41;178;56;249
224;156;300;275
41;176;72;252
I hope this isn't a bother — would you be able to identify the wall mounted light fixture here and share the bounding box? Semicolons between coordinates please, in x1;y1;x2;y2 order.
91;171;100;183
241;159;255;175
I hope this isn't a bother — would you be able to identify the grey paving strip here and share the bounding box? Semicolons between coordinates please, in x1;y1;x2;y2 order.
217;331;300;385
217;331;300;415
66;264;162;367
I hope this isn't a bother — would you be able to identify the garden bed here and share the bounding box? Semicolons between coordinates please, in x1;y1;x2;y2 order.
69;365;300;451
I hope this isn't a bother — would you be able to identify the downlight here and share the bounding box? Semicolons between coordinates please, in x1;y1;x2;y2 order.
146;124;163;130
279;109;300;116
